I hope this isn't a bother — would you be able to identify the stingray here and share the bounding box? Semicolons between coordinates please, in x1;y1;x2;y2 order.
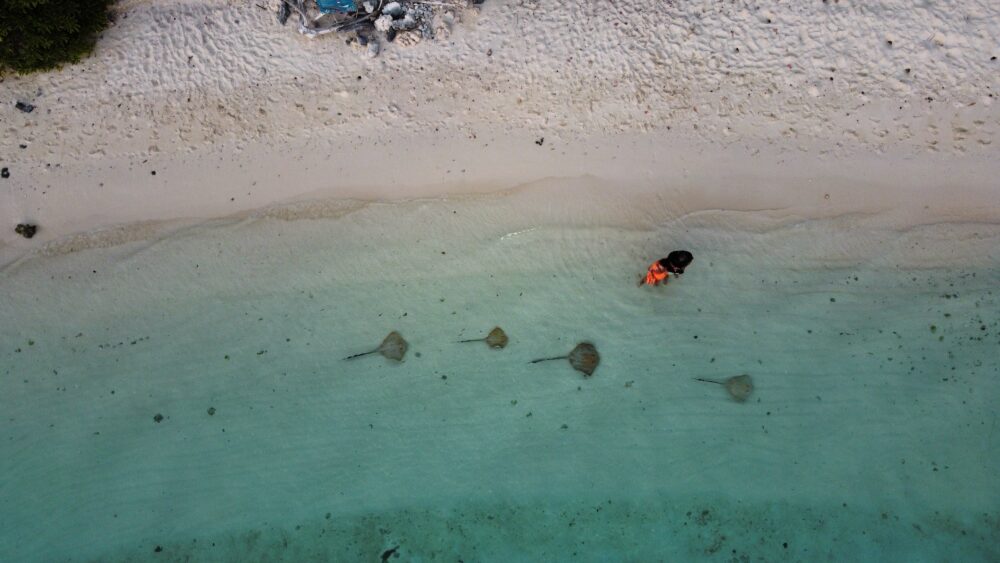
530;342;600;376
457;326;509;349
695;374;754;402
343;331;408;361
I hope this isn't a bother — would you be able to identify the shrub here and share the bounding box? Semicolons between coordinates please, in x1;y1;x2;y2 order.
0;0;113;74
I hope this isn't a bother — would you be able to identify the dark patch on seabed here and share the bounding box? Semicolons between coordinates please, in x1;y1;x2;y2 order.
96;496;998;562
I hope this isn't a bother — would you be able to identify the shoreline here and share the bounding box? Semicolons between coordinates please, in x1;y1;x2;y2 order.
2;0;997;262
3;130;998;267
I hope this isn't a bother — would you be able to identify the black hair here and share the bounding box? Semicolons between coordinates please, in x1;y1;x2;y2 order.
660;250;693;273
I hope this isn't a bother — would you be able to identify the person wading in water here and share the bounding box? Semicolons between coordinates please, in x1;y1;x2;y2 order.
638;250;693;287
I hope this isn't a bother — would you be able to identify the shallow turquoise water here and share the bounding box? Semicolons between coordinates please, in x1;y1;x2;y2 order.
1;183;999;561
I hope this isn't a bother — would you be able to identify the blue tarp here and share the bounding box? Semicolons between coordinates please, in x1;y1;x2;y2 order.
317;0;356;13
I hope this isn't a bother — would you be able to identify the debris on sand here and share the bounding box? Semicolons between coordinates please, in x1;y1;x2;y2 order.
15;224;38;239
272;0;480;57
380;546;399;563
277;0;292;24
15;101;35;113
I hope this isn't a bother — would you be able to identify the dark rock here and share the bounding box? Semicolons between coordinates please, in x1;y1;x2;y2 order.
386;28;397;42
153;413;164;423
207;407;216;416
1;167;8;178
380;546;399;563
15;224;37;239
154;545;162;553
15;101;35;113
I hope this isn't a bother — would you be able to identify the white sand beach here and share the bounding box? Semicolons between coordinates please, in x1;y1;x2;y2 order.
1;1;999;561
2;0;998;255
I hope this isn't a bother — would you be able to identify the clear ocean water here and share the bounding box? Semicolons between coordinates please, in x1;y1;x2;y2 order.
2;181;998;562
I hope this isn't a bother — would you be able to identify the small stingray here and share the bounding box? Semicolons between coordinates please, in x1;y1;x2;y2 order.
343;331;408;361
458;326;508;349
695;374;753;402
530;342;600;377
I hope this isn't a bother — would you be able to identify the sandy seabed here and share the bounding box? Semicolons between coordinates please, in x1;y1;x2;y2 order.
2;185;999;561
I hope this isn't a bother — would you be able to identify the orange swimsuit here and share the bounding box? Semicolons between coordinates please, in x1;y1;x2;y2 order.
642;261;670;286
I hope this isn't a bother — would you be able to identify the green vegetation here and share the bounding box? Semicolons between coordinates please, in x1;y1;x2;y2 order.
0;0;113;74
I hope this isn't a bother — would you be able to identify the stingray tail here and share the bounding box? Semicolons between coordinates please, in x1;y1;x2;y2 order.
530;355;568;364
343;349;376;360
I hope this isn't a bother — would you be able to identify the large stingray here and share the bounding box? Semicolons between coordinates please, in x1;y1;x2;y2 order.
343;331;408;361
530;342;600;376
695;374;753;402
458;326;508;349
